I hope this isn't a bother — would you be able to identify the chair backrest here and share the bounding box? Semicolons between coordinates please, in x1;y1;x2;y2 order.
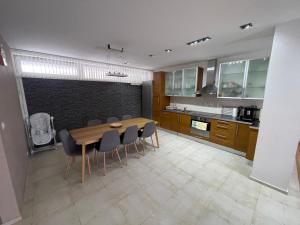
141;122;156;138
30;112;52;145
87;119;102;126
107;117;119;123
99;130;120;152
59;129;77;156
122;115;132;120
122;125;138;144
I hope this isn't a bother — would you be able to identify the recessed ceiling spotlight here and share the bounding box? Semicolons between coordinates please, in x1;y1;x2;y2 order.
165;49;173;53
202;36;212;42
240;23;253;30
148;54;155;57
187;36;212;46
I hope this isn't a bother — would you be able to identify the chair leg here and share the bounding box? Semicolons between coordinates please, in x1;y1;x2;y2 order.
125;145;128;166
64;157;72;178
134;141;141;155
103;152;106;176
87;154;91;176
115;148;123;168
151;136;156;151
93;149;97;167
142;138;146;154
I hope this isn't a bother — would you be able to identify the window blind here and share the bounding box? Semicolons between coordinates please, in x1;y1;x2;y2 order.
13;51;153;84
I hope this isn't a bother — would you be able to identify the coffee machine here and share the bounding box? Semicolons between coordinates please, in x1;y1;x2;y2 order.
237;106;260;122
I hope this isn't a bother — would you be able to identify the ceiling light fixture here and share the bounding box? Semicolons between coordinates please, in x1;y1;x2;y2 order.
187;36;212;46
106;71;128;77
240;23;253;30
148;54;155;57
165;49;173;53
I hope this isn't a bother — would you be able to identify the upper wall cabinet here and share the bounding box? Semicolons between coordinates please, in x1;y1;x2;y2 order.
218;58;269;99
165;72;174;96
165;67;202;97
218;60;246;98
245;58;269;98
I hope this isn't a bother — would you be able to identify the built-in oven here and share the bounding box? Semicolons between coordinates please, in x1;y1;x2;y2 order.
191;115;212;138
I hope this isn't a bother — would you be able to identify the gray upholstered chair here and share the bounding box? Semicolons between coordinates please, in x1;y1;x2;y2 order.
122;115;132;120
138;122;156;153
96;130;122;175
59;129;94;177
87;119;102;126
106;117;119;123
121;125;139;165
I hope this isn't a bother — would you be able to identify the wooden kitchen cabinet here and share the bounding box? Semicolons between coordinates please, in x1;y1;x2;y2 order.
210;119;251;152
152;72;170;125
210;119;236;148
160;111;178;132
160;111;191;134
170;112;180;132
246;128;258;160
160;111;172;130
234;123;250;153
178;114;191;135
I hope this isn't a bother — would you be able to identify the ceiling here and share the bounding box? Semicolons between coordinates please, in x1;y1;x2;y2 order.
1;0;300;70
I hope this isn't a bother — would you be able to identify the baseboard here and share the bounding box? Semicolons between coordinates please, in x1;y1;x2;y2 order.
249;175;288;194
2;216;22;225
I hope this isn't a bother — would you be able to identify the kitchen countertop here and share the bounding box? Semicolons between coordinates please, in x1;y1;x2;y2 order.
162;109;259;128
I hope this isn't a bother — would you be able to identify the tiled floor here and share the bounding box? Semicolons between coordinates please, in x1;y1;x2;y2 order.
18;130;300;225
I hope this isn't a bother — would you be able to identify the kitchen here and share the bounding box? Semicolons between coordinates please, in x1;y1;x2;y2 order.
153;56;268;161
1;1;300;224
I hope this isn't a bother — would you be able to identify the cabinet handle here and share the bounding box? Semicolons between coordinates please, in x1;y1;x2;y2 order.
157;97;160;105
217;125;228;129
218;120;229;125
235;124;239;136
216;134;226;139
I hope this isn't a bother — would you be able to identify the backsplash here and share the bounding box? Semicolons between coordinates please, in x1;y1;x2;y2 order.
171;96;263;110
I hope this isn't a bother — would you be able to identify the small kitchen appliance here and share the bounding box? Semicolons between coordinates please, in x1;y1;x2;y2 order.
237;106;260;122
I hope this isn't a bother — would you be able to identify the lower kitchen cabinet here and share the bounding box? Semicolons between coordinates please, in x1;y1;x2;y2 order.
210;119;251;152
160;111;178;132
161;111;254;156
234;123;250;153
160;111;191;134
210;119;236;148
246;128;258;160
178;114;191;135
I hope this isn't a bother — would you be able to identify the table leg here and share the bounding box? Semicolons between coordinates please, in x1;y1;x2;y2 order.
154;127;159;148
81;144;86;183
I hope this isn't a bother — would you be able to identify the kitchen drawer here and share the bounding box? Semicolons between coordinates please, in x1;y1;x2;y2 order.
211;119;237;132
210;132;235;148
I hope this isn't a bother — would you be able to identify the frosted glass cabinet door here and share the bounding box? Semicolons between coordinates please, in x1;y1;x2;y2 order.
218;61;246;98
165;72;174;96
245;58;269;99
182;68;197;96
173;70;183;96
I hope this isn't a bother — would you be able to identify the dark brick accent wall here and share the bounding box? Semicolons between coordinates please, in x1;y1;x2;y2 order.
22;78;142;138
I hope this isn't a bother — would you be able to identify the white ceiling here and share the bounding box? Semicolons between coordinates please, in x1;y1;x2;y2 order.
1;0;300;70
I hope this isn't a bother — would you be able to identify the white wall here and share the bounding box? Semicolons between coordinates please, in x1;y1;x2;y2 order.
251;18;300;192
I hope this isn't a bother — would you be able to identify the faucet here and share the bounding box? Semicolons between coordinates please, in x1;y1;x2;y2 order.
184;107;187;112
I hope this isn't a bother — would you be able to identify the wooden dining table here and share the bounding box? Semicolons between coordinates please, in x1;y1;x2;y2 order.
70;117;159;183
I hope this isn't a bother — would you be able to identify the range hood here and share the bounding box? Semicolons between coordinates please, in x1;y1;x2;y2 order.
198;59;218;96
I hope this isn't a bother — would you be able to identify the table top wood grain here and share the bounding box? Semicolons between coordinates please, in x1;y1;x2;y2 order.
70;117;157;145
